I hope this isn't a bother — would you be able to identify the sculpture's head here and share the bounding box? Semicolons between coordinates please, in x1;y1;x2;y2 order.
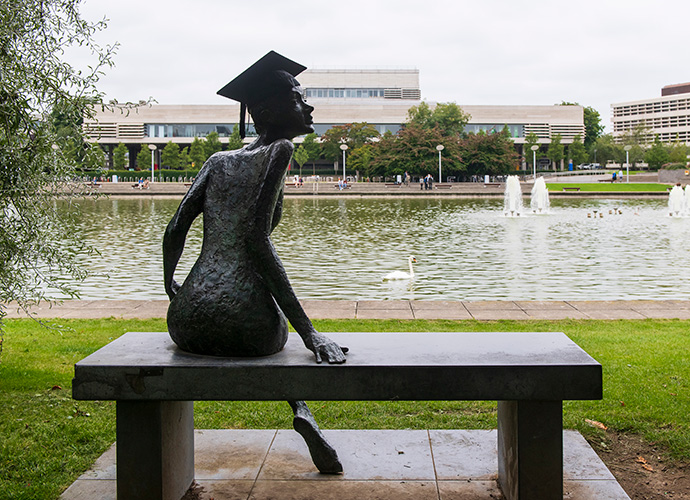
217;51;314;140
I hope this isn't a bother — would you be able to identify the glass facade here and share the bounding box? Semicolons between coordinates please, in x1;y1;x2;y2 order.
464;124;523;138
305;88;387;99
311;124;401;135
147;123;238;138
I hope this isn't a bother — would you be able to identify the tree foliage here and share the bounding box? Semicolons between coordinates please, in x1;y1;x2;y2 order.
568;135;588;166
370;124;463;178
524;132;540;170
560;102;604;149
590;134;623;166
321;123;380;162
407;101;470;137
226;125;243;150
189;137;206;169
460;129;519;177
113;143;128;170
547;134;564;169
204;131;223;158
161;141;180;169
136;145;151;171
644;136;670;169
0;0;118;329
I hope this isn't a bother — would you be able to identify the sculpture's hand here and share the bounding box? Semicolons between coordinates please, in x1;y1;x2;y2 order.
306;332;348;364
165;280;181;300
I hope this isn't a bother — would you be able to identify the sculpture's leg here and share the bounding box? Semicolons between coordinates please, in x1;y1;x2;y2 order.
288;400;343;474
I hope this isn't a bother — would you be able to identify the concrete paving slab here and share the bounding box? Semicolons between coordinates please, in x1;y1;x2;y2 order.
356;308;415;319
582;310;647;320
430;430;497;480
260;430;435;481
566;301;635;311
525;309;590;320
357;300;411;310
249;479;439;500
195;430;275;480
514;301;578;311
413;309;474;320
301;300;356;319
463;301;522;311
61;429;629;500
635;309;690;319
438;480;506;499
467;310;531;320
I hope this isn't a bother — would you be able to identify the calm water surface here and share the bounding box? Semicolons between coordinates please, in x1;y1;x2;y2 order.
60;197;689;301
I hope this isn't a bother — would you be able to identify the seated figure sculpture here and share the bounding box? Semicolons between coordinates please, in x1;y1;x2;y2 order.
162;51;348;473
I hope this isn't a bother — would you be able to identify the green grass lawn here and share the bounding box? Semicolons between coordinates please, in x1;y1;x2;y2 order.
1;317;688;499
546;182;670;192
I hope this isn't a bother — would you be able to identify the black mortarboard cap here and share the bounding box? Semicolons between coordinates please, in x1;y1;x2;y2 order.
217;51;307;138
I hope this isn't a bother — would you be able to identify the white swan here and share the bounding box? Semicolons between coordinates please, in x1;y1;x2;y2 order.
383;256;417;281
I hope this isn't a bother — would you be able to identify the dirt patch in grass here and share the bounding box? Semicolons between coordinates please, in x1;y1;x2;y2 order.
589;431;690;499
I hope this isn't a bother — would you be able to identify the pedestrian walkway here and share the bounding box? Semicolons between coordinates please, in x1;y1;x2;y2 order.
6;299;690;320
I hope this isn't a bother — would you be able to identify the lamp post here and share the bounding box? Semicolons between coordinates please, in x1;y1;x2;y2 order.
436;144;444;183
149;144;157;182
340;144;348;181
530;144;539;179
624;145;632;183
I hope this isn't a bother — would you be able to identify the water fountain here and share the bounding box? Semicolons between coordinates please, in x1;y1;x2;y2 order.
503;175;523;216
668;184;685;216
530;177;550;214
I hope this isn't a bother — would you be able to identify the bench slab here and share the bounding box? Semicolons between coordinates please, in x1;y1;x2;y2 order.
72;332;602;500
73;332;601;402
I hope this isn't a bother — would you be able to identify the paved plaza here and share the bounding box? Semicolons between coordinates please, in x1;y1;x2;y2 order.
61;430;629;500
6;298;690;321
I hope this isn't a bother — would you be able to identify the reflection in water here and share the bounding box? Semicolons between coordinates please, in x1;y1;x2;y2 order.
56;197;689;301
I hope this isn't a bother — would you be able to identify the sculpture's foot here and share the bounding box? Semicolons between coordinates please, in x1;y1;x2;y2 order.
289;401;343;474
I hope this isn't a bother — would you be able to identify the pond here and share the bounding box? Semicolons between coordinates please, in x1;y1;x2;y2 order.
58;196;689;301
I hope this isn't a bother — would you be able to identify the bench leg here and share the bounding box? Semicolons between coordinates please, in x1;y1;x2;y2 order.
116;401;194;500
497;400;563;500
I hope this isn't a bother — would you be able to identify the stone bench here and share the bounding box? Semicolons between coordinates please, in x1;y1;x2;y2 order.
72;331;602;500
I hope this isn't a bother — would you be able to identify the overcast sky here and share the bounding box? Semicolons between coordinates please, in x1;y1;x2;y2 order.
75;0;690;132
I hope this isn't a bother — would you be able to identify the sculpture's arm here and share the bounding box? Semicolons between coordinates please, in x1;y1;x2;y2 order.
251;140;347;363
162;165;208;299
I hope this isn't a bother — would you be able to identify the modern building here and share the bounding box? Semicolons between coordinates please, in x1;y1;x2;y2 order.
612;83;690;145
84;68;585;169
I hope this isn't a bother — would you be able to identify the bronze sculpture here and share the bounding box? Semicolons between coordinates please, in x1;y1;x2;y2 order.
163;51;347;473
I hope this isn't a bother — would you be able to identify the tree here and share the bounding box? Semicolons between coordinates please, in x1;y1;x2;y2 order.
161;141;180;169
0;0;117;332
292;144;309;177
583;106;605;149
524;132;540;171
560;102;604;149
460;129;519;177
620;123;650;166
568;135;588;167
179;146;191;169
113;143;128;170
300;133;321;175
644;136;670;170
370;123;463;179
136;145;151;171
407;101;470;136
591;134;623;167
668;140;689;164
547;134;564;170
321;123;379;162
190;137;206;169
204;131;223;158
226;125;244;150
